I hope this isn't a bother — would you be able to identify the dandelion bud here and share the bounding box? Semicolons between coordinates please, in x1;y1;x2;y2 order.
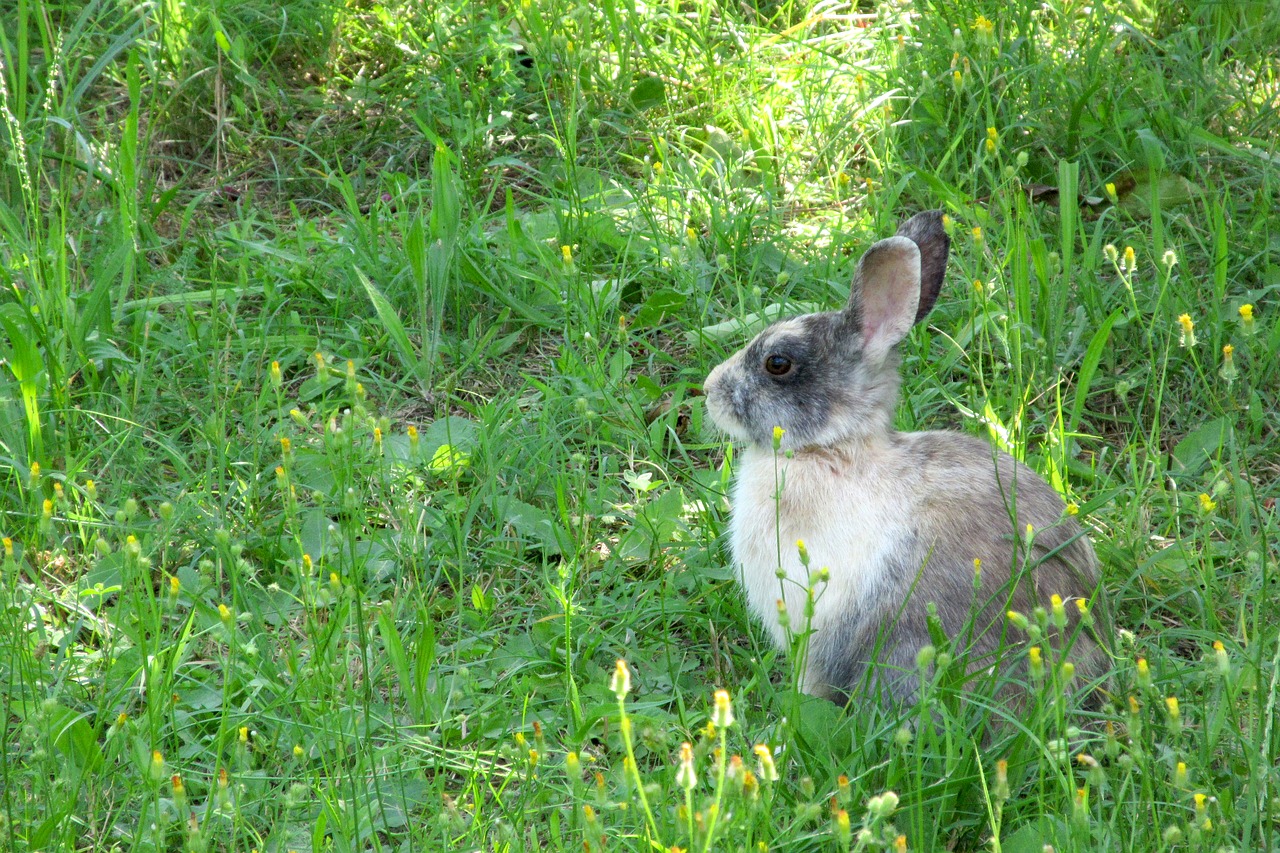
753;744;779;782
565;751;581;779
1007;609;1029;631
1123;246;1136;270
313;351;326;377
150;750;166;782
916;644;936;670
1105;183;1118;204
972;558;981;590
1220;344;1237;384
941;214;954;236
1051;594;1067;629
952;68;964;90
1029;646;1044;680
218;603;232;626
837;774;852;807
1239;303;1255;336
1178;313;1196;347
972;226;983;245
993;759;1010;801
796;539;810;566
772;425;785;450
1065;601;1089;632
712;689;735;728
3;537;13;560
1174;761;1188;787
1136;657;1152;689
834;809;852;846
1213;641;1230;677
676;742;697;790
168;575;180;599
269;361;282;389
974;14;995;45
776;598;790;630
1165;696;1182;736
611;659;631;699
329;572;341;594
561;245;574;266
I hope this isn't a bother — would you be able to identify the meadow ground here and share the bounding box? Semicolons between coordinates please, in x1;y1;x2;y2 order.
2;0;1279;850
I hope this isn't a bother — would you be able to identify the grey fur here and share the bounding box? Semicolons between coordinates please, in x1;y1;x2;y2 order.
704;210;1110;709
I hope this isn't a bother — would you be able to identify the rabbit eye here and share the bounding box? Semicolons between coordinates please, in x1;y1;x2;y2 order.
764;354;793;376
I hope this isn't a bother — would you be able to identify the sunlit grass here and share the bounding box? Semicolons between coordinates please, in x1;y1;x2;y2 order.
2;0;1279;850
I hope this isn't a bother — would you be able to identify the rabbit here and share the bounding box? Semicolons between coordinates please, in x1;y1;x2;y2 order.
703;210;1109;708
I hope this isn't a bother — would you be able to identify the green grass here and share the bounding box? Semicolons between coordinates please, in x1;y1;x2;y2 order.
2;0;1279;850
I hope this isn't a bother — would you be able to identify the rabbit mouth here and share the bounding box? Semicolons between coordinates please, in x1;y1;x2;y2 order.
703;364;754;443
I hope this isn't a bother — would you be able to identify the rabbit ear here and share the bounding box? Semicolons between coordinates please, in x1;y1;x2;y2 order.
894;210;951;323
846;236;921;358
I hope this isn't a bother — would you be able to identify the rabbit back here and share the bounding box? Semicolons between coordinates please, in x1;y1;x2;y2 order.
728;429;1106;705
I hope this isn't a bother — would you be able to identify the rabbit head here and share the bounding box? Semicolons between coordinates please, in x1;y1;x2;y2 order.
704;211;950;450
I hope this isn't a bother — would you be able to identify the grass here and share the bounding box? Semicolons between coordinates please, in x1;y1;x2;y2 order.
2;0;1279;849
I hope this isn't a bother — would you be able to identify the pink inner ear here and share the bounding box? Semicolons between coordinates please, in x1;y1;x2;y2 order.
857;237;922;353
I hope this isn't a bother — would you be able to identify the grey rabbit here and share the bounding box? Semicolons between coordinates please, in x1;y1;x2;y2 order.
704;211;1109;707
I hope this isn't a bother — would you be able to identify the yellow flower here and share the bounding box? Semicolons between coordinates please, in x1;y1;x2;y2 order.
218;603;232;624
1123;245;1136;270
752;744;778;782
675;742;697;790
1178;313;1196;347
1029;646;1044;679
1066;502;1079;516
1165;695;1180;720
834;809;851;845
1220;344;1237;384
973;15;994;41
269;360;282;389
772;425;785;450
712;689;735;728
1198;493;1216;513
972;226;983;244
1105;182;1118;204
1137;657;1151;689
1239;303;1256;335
611;659;631;698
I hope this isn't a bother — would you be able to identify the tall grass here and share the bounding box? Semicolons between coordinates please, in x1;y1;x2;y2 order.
2;0;1278;850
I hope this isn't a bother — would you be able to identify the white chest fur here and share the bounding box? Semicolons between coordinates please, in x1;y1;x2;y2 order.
728;443;909;651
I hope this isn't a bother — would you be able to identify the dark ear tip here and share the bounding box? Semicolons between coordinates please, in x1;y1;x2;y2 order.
894;210;949;246
895;210;951;323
